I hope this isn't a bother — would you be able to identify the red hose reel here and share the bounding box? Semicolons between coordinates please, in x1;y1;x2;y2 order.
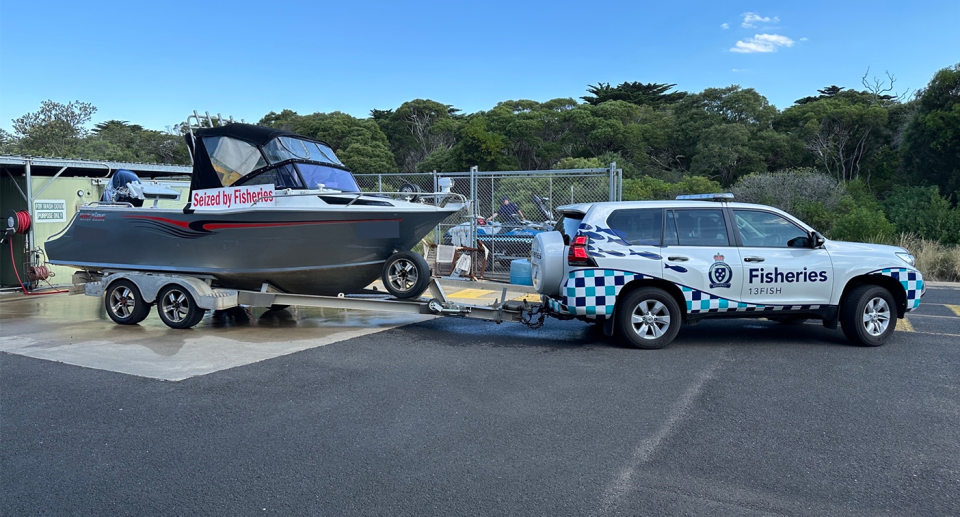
7;209;31;234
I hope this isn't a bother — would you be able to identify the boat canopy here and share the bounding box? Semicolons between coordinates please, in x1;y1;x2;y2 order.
188;123;349;192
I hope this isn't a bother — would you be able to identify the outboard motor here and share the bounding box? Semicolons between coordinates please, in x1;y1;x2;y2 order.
102;169;145;207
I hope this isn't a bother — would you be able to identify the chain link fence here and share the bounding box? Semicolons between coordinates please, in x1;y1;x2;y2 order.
355;165;622;278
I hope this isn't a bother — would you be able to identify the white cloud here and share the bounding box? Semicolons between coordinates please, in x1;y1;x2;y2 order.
731;69;753;73
741;12;779;28
800;37;808;41
721;22;730;29
730;33;795;53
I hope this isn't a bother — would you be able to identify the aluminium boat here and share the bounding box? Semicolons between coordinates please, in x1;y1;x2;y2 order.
45;119;463;297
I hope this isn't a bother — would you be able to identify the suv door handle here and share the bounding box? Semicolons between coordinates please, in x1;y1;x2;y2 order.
667;256;689;262
744;256;765;263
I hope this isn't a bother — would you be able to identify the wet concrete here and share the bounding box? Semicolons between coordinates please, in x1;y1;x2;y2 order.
0;292;434;381
0;279;536;382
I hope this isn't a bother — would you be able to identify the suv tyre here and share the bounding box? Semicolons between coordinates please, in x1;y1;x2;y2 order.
840;284;897;347
616;287;681;349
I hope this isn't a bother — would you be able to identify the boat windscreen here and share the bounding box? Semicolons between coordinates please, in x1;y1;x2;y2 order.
296;163;360;192
264;137;343;166
204;136;267;186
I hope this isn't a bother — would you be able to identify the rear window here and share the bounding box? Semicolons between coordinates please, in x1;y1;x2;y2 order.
606;209;663;245
555;215;583;241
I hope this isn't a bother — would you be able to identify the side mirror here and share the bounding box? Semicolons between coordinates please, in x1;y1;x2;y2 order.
811;231;825;248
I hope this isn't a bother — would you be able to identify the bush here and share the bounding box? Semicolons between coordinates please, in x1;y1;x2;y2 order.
623;175;722;201
829;204;896;243
732;168;845;223
883;186;960;244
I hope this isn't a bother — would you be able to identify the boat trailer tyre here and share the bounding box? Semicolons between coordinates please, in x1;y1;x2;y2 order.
840;284;896;347
382;251;431;299
156;284;206;329
616;287;681;349
105;279;151;325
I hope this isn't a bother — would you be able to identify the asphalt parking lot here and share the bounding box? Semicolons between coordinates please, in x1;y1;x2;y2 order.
2;286;959;516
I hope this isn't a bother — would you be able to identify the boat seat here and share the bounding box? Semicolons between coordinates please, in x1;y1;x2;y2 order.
142;184;181;208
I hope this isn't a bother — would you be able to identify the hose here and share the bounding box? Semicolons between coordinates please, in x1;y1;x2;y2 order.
6;210;67;295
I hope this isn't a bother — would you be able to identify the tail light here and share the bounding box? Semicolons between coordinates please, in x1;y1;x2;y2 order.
568;235;597;267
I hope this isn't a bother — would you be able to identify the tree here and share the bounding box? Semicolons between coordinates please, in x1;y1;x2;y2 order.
74;121;189;164
582;82;686;107
448;116;515;171
259;110;398;174
0;129;19;154
777;94;889;183
372;99;459;172
900;63;960;197
690;124;764;184
11;100;97;156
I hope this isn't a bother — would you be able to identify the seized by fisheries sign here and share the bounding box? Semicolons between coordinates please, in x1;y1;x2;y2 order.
192;185;275;211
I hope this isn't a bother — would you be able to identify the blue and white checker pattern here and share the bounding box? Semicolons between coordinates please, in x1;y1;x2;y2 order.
870;268;923;311
555;269;824;318
561;269;650;319
680;286;821;314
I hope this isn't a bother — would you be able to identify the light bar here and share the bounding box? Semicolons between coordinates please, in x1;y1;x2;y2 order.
675;193;735;201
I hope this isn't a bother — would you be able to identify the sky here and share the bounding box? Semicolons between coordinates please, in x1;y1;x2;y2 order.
1;0;958;133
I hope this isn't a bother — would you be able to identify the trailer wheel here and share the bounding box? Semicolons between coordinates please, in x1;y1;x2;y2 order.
382;251;431;299
156;284;206;329
105;279;151;325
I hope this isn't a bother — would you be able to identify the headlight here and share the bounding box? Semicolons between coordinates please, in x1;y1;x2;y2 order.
896;252;915;267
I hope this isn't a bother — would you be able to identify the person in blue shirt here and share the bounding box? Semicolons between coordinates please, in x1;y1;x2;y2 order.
488;196;524;225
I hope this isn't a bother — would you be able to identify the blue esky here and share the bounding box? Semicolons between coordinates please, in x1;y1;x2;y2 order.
1;0;957;133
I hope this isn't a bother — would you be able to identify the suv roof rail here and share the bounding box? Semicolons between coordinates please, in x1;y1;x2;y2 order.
675;193;734;201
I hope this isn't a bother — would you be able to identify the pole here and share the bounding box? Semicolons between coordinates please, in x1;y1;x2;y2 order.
470;166;478;253
609;162;617;202
25;159;35;256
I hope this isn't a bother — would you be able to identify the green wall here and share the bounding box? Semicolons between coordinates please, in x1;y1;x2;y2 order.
0;175;190;288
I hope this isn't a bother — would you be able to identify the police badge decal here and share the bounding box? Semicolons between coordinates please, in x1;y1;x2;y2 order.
709;253;733;288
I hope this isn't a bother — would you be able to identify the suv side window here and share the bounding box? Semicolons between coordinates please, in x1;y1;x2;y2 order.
664;210;679;245
606;209;663;245
672;209;729;246
734;210;809;248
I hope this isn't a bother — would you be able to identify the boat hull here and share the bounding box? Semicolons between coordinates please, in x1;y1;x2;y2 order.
46;206;454;295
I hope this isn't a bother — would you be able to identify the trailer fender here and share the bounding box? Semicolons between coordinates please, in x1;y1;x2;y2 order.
100;273;238;311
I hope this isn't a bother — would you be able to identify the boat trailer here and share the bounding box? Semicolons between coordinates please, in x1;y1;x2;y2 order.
79;271;555;329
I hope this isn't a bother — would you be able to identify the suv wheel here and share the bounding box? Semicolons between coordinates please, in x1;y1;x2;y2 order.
840;285;897;346
616;287;681;349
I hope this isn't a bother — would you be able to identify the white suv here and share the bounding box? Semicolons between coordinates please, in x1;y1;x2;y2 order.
530;194;923;349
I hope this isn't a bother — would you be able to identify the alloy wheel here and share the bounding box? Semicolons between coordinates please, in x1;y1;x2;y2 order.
861;297;891;336
110;286;136;318
388;258;418;293
161;289;190;323
631;299;671;340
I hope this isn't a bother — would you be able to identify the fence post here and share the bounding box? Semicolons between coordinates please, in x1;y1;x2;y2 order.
433;170;440;244
618;167;623;201
469;166;478;252
377;174;382;193
608;162;617;202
